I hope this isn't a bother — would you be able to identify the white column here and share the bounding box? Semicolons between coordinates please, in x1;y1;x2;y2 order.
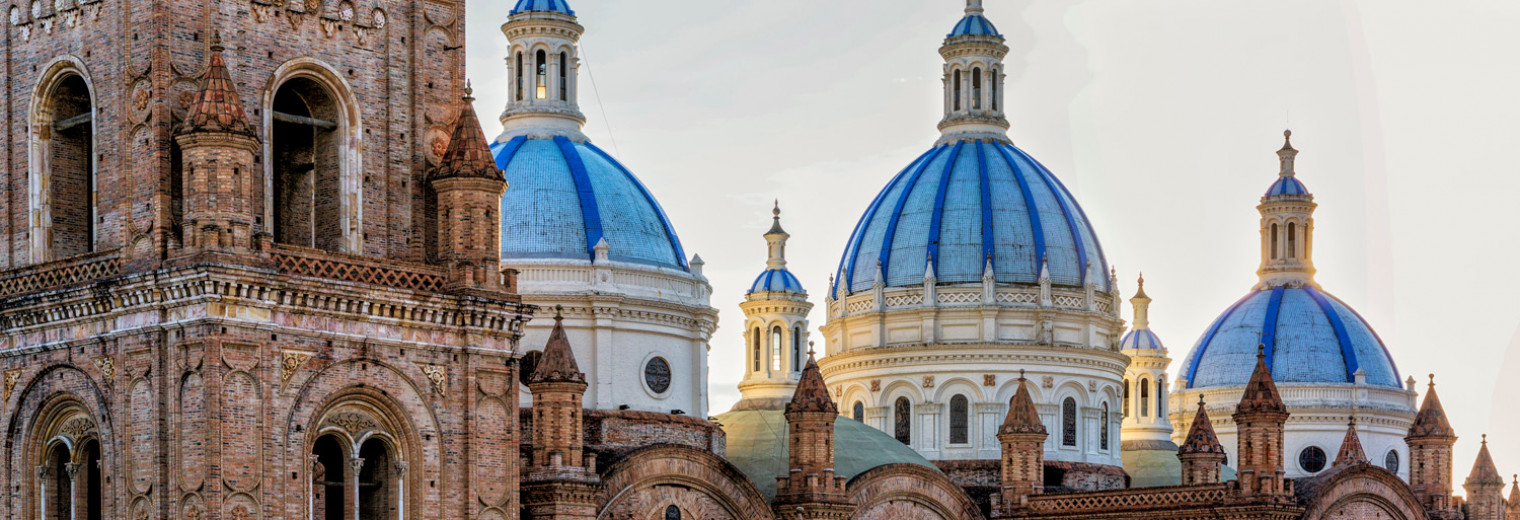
37;465;49;520
65;462;80;520
349;457;365;520
395;461;409;520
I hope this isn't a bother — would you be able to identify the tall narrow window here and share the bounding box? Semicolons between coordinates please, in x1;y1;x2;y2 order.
1100;403;1110;450
536;50;548;99
1139;377;1150;417
1122;379;1131;417
1062;398;1077;447
515;52;524;101
272;78;345;251
949;395;969;444
990;67;999;111
1287;222;1297;258
312;435;346;520
46;443;69;520
47;74;95;259
751;328;760;372
770;327;783;372
792;326;802;370
558;52;568;101
853;402;864;421
953;70;962;111
357;439;395;520
1270;223;1279;259
971;67;983;110
894;397;912;445
1157;376;1167;417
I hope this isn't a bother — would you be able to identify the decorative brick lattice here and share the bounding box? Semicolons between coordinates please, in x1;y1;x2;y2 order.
937;292;980;304
273;246;446;292
1027;484;1229;513
885;294;923;307
997;292;1037;304
1053;295;1085;308
846;298;875;314
1095;299;1112;313
0;250;121;297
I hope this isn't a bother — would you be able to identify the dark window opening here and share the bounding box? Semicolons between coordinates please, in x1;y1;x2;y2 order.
518;351;542;386
971;67;982;110
751;328;761;373
1270;223;1279;260
952;70;962;111
1100;403;1110;450
1122;379;1130;417
1139;378;1150;417
1385;450;1400;473
664;505;681;520
535;50;547;99
1299;446;1327;473
894;397;912;445
358;439;394;520
515;52;524;101
272;77;344;251
991;67;999;111
791;326;802;370
644;357;671;393
313;435;346;520
80;439;102;520
852;401;864;422
949;395;969;444
49;74;95;258
1157;377;1166;416
1062;398;1077;447
558;52;568;101
1287;222;1297;259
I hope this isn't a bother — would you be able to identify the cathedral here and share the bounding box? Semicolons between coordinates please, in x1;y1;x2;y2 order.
0;0;1513;519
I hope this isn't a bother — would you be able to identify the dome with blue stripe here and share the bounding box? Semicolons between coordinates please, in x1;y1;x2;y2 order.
510;0;573;15
494;136;689;271
834;140;1109;295
749;268;805;295
1181;286;1400;389
1265;176;1310;198
1120;329;1164;351
949;14;1001;38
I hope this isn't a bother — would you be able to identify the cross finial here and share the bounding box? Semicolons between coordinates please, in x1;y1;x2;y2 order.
773;199;781;218
807;341;815;356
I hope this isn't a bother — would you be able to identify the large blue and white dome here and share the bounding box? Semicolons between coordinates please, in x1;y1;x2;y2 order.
493;136;690;271
833;140;1109;294
1181;285;1401;389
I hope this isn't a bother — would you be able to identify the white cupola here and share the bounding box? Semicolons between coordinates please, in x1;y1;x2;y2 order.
1256;130;1319;289
499;1;588;141
937;0;1011;144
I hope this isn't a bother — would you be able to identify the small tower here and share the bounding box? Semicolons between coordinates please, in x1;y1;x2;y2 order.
499;0;587;141
1505;475;1520;520
736;202;813;409
1232;346;1290;496
1407;375;1459;514
773;347;854;520
993;372;1047;517
1120;274;1173;446
175;34;260;252
429;85;507;289
1464;435;1507;520
1177;396;1226;485
1256;130;1319;288
522;307;599;520
937;0;1011;144
1332;417;1367;468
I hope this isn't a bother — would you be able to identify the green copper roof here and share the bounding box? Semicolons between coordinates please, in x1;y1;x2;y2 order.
1121;445;1237;488
714;409;938;500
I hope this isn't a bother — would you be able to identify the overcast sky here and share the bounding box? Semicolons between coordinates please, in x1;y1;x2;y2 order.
465;0;1520;484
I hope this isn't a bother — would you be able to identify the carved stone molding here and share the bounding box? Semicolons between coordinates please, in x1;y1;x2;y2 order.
3;369;21;403
325;411;376;435
93;356;114;384
59;416;95;439
417;363;446;396
280;351;311;386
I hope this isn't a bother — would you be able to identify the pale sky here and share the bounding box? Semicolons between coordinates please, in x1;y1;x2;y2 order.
466;0;1520;484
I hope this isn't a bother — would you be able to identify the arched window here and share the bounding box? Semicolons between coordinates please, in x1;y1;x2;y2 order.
1270;223;1279;260
558;52;569;101
971;67;983;110
1287;222;1297;258
853;401;864;421
535;50;548;99
271;77;346;251
792;325;802;370
1061;398;1077;447
770;327;783;372
1157;376;1166;417
952;69;962;111
949;395;969;444
1139;377;1149;417
357;438;397;520
990;67;999;111
515;52;524;101
1122;379;1130;417
665;505;681;520
751;327;761;373
894;397;912;445
1100;402;1110;450
312;435;347;520
36;72;96;260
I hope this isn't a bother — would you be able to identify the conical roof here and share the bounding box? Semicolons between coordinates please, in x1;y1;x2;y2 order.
1000;374;1046;435
1332;419;1366;467
1507;475;1519;509
786;350;836;414
1178;397;1224;455
1409;376;1456;438
527;307;586;385
180;35;254;137
431;87;503;181
1234;346;1287;416
1466;436;1505;487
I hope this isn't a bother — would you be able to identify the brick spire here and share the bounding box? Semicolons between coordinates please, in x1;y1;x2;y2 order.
180;33;254;137
785;348;835;414
431;84;503;181
1001;371;1046;435
1232;345;1290;495
994;371;1047;516
1409;375;1455;438
1467;435;1504;487
1332;417;1366;467
528;306;585;385
1506;475;1520;517
1236;345;1287;415
1407;374;1459;514
1178;396;1223;455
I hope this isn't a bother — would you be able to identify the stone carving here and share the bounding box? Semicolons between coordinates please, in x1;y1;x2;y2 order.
229;505;251;520
869;379;880;392
370;7;385;28
921;376;934;388
326;411;376;434
93;356;114;383
280;351;311;385
1088;379;1097;392
1042;376;1054;389
417;363;447;396
983;374;996;387
3;369;21;403
184;505;202;520
59;416;94;439
337;0;352;21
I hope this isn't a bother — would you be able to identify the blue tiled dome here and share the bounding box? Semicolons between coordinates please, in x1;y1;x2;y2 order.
510;0;573;15
1120;329;1164;351
1181;286;1401;389
833;140;1109;295
749;268;805;295
1264;176;1309;197
494;136;689;271
949;14;1001;38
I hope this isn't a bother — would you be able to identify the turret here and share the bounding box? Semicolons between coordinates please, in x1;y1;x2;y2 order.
1232;345;1290;496
993;371;1047;517
1506;475;1520;520
522;306;598;520
1256;130;1318;288
1332;417;1367;468
174;33;260;252
1464;435;1506;520
499;0;587;141
1407;375;1458;514
773;346;855;520
1177;396;1226;485
735;202;812;409
1120;274;1172;446
429;85;507;289
937;0;1011;144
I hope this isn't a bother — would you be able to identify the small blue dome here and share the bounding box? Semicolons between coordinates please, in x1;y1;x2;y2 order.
510;0;573;15
1181;286;1401;389
1120;329;1164;351
834;140;1109;295
749;268;805;295
494;136;689;271
949;14;1001;38
1264;176;1310;198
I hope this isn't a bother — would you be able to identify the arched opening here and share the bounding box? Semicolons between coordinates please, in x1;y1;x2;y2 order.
1138;378;1149;417
971;67;982;110
515;52;524;101
41;73;95;259
1157;377;1166;417
893;397;911;445
1100;403;1110;450
770;327;783;372
664;505;681;520
357;438;396;520
1061;398;1077;447
1270;223;1279;260
952;69;962;111
1122;379;1130;417
78;439;102;520
535;50;547;99
45;442;70;520
990;67;999;111
1287;222;1297;259
558;52;568;101
750;328;761;373
852;401;864;422
271;77;344;251
949;395;969;444
791;326;802;371
312;435;347;520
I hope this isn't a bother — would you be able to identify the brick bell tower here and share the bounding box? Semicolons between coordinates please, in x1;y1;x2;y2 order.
1407;375;1460;518
773;345;854;520
993;371;1047;518
1176;395;1226;485
174;34;260;254
1232;346;1292;497
429;84;508;290
522;307;600;520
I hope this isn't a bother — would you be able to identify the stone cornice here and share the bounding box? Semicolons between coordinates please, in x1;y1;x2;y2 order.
817;343;1130;377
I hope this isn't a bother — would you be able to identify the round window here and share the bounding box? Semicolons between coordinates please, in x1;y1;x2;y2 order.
1299;446;1327;473
644;357;672;394
1385;450;1400;473
518;351;542;386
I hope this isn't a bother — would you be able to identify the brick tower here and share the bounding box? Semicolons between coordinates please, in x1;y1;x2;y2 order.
1331;417;1368;468
1177;395;1226;485
1408;375;1460;517
1464;435;1507;520
1507;475;1520;520
429;85;507;290
1232;346;1290;496
993;372;1047;517
174;34;259;253
522;308;600;520
773;347;854;520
